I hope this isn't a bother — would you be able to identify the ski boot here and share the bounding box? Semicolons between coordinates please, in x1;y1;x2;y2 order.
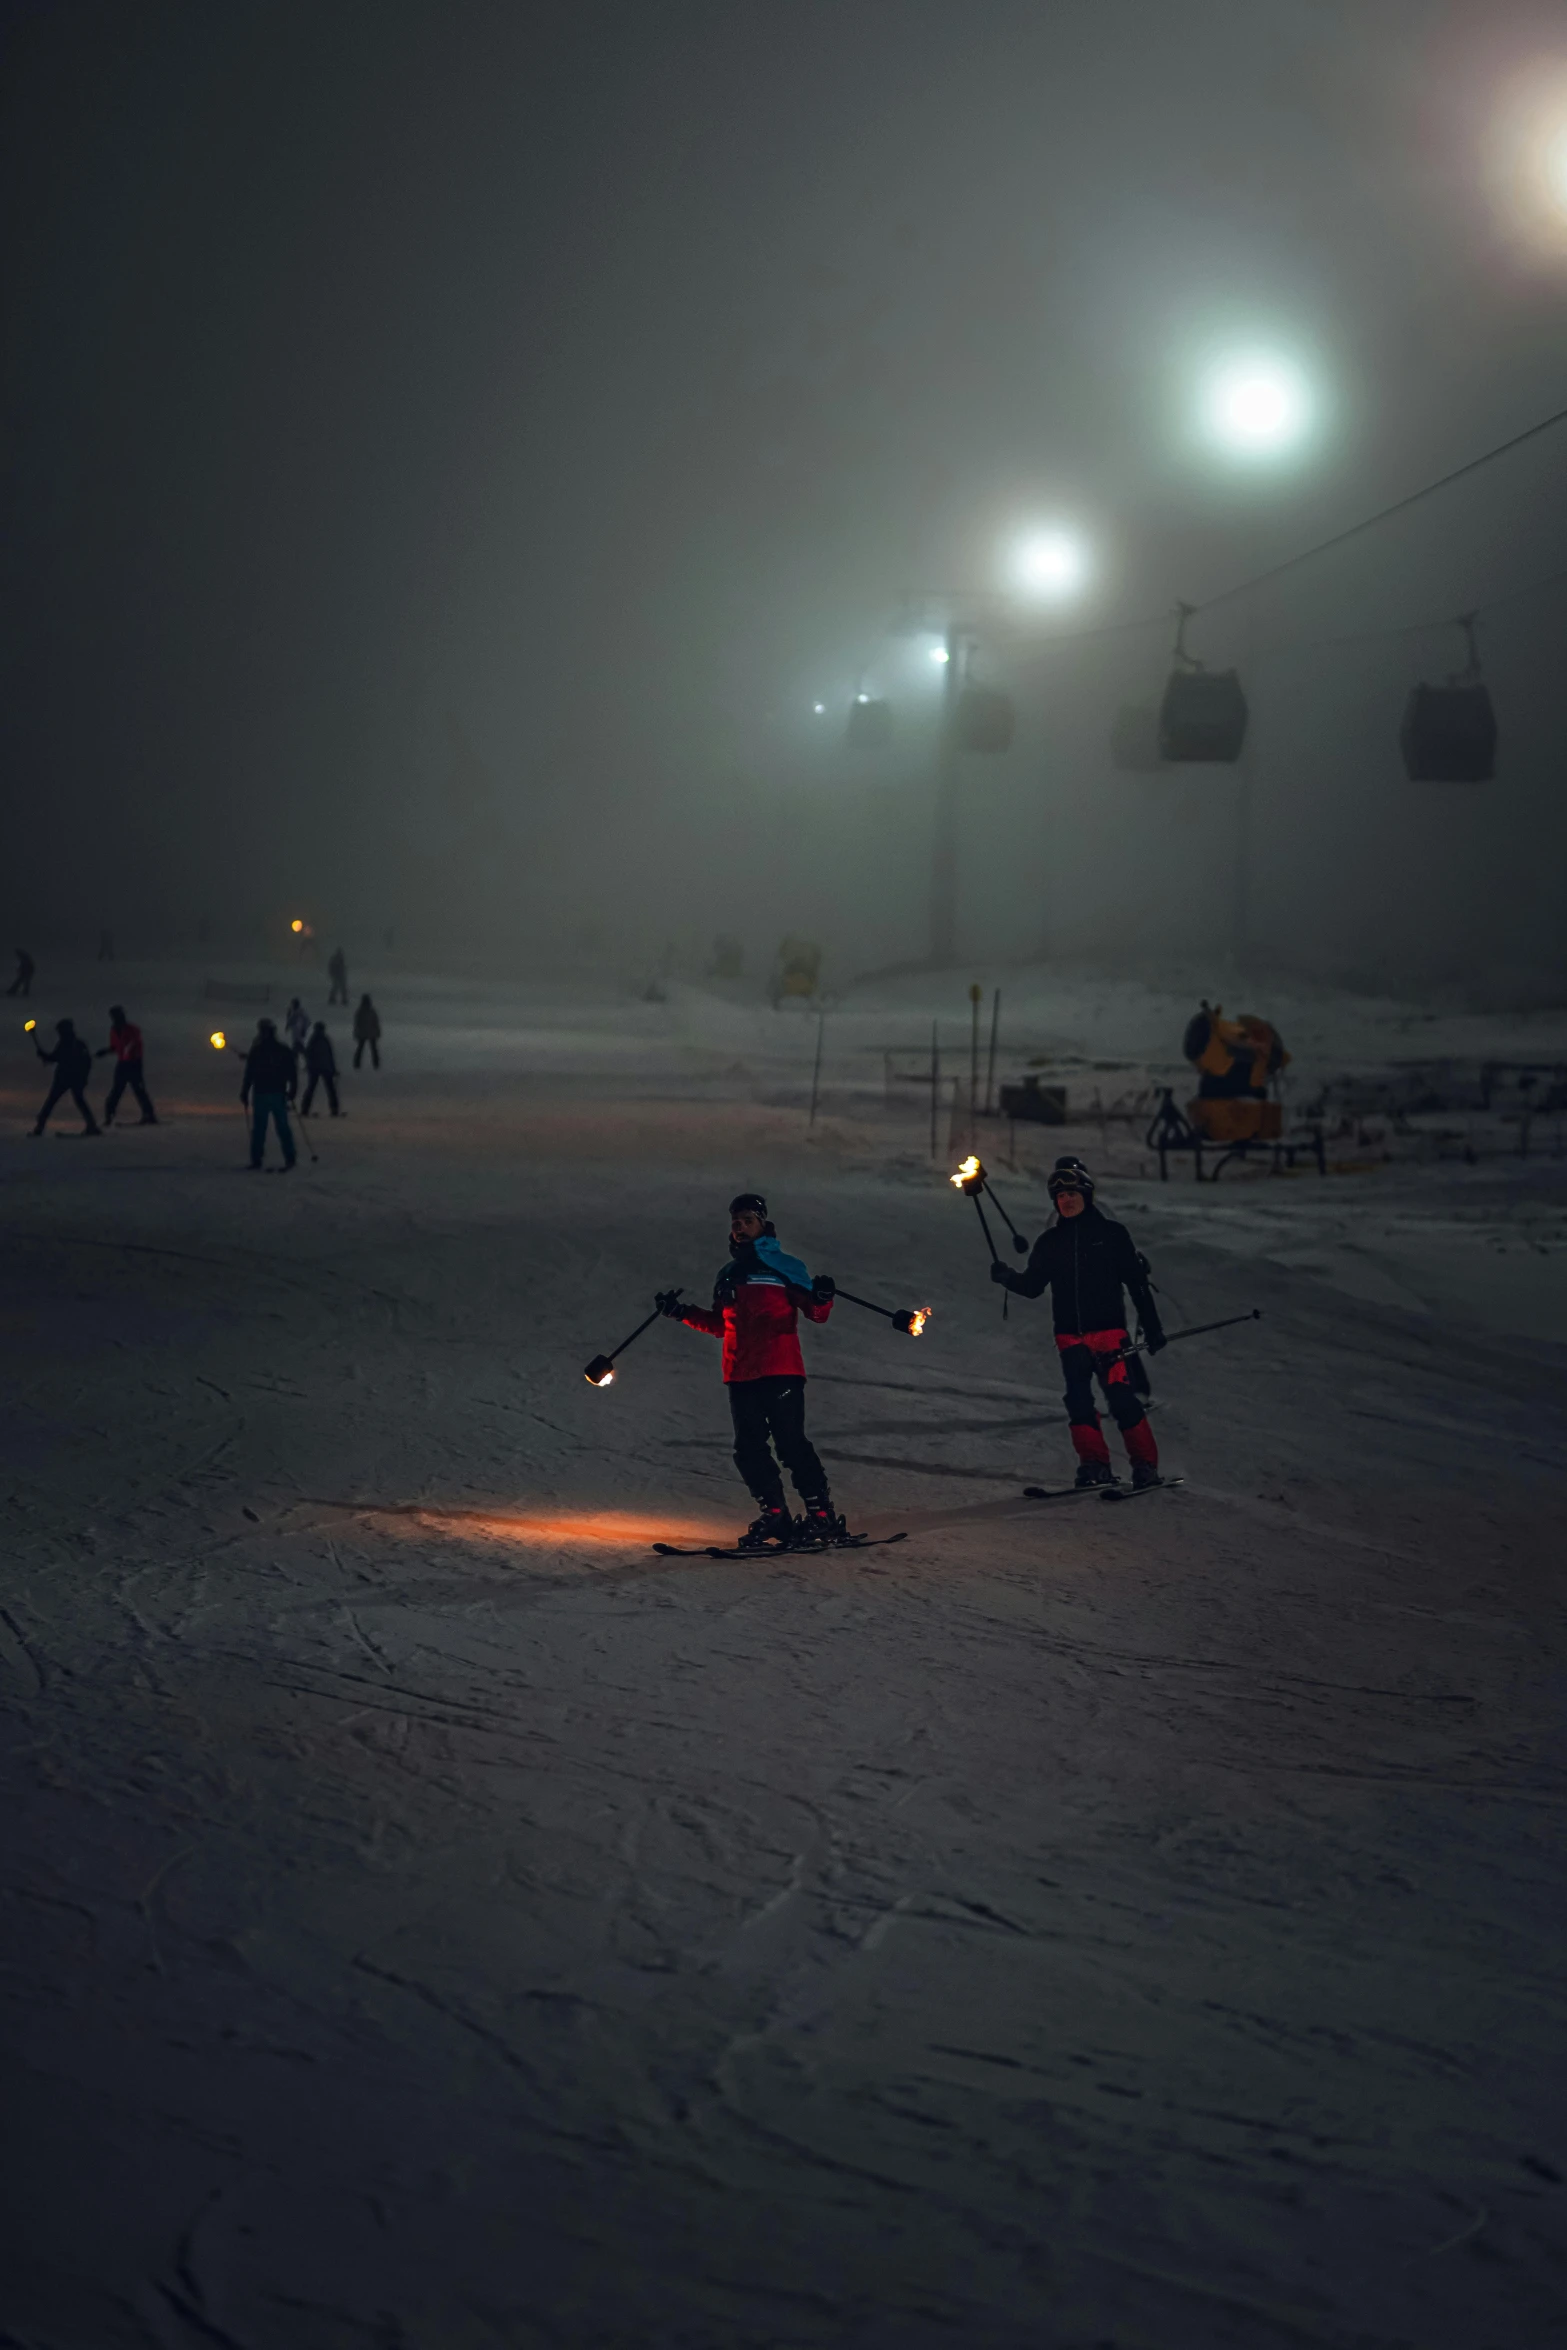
1073;1461;1116;1490
794;1501;849;1548
737;1505;793;1553
1131;1463;1162;1491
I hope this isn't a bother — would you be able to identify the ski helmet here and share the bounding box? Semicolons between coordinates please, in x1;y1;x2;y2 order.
1047;1155;1094;1200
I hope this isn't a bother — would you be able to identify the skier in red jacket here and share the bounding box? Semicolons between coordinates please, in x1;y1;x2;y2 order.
95;1005;158;1126
658;1192;840;1550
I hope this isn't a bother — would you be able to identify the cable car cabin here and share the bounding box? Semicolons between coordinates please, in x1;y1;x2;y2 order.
955;685;1015;753
1399;683;1496;782
845;697;893;751
1158;668;1248;763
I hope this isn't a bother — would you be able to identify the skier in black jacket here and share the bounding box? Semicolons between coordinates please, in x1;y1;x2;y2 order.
992;1155;1166;1487
239;1019;298;1170
32;1019;100;1135
300;1022;340;1116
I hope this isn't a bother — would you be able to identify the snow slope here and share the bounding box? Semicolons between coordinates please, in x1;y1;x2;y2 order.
1;962;1564;2347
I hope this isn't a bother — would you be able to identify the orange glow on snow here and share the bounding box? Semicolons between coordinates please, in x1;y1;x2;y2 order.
326;1501;731;1552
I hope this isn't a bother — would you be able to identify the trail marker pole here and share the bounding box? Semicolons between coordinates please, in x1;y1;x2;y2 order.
929;1023;939;1160
969;982;981;1148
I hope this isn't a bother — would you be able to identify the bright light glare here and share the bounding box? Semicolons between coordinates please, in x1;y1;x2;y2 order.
1547;126;1567;213
290;918;304;933
929;644;950;665
856;692;870;703
210;1030;226;1049
1199;355;1313;458
813;701;826;714
1012;528;1088;599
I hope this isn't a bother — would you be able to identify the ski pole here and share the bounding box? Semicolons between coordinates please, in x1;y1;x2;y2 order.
584;1288;682;1386
290;1092;318;1165
1109;1307;1261;1368
831;1287;931;1338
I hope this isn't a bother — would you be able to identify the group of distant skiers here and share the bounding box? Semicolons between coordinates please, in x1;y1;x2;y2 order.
18;944;384;1168
654;1157;1167;1552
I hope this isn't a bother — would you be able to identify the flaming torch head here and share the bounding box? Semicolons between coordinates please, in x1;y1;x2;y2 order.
290;918;304;934
209;1030;226;1050
893;1307;930;1337
23;1018;36;1033
583;1354;616;1387
951;1154;986;1196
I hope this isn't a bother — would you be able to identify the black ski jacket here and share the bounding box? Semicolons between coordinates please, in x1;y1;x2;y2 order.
997;1205;1164;1342
241;1037;298;1099
38;1035;91;1084
305;1032;336;1075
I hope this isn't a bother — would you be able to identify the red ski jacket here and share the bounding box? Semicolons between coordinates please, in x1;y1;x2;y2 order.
674;1257;833;1382
108;1022;144;1063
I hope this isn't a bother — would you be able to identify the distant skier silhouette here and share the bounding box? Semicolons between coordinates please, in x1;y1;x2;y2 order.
240;1018;298;1171
32;1019;99;1135
301;1022;341;1116
284;995;310;1056
95;1004;157;1125
352;993;382;1070
8;949;35;998
327;948;349;1005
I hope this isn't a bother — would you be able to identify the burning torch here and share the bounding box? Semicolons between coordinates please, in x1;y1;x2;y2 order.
23;1018;36;1035
826;1282;930;1338
584;1289;683;1387
950;1155;1030;1261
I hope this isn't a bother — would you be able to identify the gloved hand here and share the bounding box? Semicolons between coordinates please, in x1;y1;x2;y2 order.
812;1274;835;1300
989;1260;1013;1286
655;1290;683;1318
1144;1328;1167;1355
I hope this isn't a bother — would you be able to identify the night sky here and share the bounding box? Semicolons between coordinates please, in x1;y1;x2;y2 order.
4;0;1566;981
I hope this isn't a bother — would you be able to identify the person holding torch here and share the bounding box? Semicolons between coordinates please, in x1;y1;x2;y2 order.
656;1192;842;1550
991;1156;1167;1488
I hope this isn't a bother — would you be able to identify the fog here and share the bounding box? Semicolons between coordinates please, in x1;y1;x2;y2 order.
4;0;1567;990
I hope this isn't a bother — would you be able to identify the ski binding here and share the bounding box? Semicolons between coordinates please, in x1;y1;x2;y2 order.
1099;1476;1185;1503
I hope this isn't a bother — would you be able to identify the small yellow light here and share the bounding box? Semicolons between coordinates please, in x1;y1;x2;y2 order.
291;918;304;934
23;1018;36;1033
951;1154;983;1190
210;1030;226;1049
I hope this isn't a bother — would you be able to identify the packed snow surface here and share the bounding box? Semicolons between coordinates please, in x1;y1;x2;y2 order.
2;960;1565;2347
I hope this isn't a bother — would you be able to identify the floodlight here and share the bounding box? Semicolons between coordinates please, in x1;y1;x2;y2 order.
1199;354;1313;458
1012;528;1088;599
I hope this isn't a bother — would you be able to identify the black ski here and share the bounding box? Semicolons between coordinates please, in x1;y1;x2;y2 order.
790;1530;909;1555
1099;1476;1186;1503
652;1531;908;1559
